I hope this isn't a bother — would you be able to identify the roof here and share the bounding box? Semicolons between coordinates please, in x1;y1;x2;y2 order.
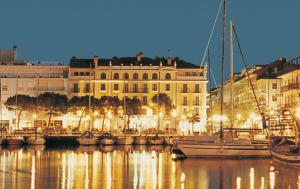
69;56;200;69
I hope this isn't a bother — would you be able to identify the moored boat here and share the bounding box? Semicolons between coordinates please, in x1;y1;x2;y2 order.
77;131;98;146
99;132;115;145
27;136;45;145
6;136;24;145
133;136;147;145
147;135;164;145
116;136;134;145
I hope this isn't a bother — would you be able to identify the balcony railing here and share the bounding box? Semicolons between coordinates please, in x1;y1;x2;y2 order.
281;83;300;92
181;89;189;93
71;88;79;93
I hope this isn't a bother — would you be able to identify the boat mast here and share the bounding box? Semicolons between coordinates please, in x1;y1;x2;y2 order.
88;62;92;132
207;48;213;134
123;75;126;134
230;20;234;130
0;67;2;135
220;0;227;141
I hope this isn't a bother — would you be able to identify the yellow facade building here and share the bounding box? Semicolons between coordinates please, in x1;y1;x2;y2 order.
68;53;207;132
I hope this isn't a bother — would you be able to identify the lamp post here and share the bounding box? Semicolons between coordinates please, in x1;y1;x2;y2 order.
33;114;37;138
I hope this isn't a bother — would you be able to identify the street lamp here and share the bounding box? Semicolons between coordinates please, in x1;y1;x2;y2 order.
296;107;300;118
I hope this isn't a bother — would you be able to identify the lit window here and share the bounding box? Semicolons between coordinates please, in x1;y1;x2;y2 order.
114;84;119;91
101;84;106;91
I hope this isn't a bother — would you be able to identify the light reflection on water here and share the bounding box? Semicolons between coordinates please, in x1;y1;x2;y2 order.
0;146;300;189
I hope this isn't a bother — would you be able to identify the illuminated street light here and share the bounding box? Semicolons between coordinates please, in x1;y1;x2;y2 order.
171;110;177;118
296;107;300;118
86;115;90;120
107;110;113;119
93;111;98;116
159;111;163;118
33;114;37;119
236;114;242;121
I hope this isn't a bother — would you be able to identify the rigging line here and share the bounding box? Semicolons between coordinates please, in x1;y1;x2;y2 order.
232;24;267;128
200;0;223;67
208;63;218;88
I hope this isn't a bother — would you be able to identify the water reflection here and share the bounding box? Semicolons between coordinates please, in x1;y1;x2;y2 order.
0;146;300;189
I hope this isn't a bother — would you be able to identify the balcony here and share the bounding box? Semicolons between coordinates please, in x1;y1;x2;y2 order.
181;89;189;93
281;83;300;92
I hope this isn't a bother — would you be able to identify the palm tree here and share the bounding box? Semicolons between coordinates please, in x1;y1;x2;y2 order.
5;95;36;129
68;96;90;130
152;93;173;131
122;97;142;132
37;92;68;130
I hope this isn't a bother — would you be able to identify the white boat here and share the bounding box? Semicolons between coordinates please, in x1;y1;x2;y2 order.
27;137;45;145
117;136;134;145
6;136;24;145
147;135;164;145
133;136;147;145
77;131;98;146
174;137;270;158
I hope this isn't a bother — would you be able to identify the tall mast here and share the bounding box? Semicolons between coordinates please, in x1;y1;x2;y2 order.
0;67;2;134
123;75;126;133
88;62;92;131
230;20;234;129
208;48;213;133
220;0;227;141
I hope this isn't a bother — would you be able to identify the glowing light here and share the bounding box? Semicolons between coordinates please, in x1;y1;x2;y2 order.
31;155;35;189
261;177;265;189
296;107;300;118
171;110;177;117
159;111;163;118
212;115;228;122
107;111;113;119
86;115;90;120
269;166;275;189
236;177;241;189
250;168;254;189
32;114;37;119
237;114;242;121
93;111;98;116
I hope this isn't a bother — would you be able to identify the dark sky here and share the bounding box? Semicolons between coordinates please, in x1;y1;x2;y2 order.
0;0;299;84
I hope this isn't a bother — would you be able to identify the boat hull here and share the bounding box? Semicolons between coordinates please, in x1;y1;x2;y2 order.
77;138;98;146
147;138;164;145
117;137;134;145
27;138;45;145
133;137;147;145
100;138;115;145
176;143;270;158
270;149;300;166
7;138;24;145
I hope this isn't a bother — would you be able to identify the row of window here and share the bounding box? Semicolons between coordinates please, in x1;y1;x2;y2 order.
72;72;172;80
73;83;201;93
184;72;204;77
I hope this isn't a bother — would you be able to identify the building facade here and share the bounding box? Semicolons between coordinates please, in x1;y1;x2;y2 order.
68;53;207;132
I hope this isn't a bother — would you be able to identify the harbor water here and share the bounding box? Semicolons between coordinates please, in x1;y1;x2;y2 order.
0;145;299;189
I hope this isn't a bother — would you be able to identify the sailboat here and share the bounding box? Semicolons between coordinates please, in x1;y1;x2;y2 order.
77;62;98;146
269;109;300;166
116;81;133;145
27;76;45;145
172;0;270;158
7;76;24;145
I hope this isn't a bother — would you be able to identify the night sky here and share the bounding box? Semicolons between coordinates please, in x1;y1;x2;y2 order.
0;0;299;84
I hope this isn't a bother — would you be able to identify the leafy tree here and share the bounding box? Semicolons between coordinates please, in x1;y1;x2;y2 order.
122;97;142;131
37;92;68;129
187;113;201;133
68;96;91;130
5;95;36;129
152;93;173;115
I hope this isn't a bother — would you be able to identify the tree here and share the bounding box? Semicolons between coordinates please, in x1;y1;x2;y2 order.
68;96;91;130
122;97;142;131
5;95;36;129
96;96;121;131
187;113;201;133
152;93;173;115
37;92;68;129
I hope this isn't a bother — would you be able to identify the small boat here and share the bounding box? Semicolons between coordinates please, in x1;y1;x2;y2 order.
147;134;164;145
6;136;24;145
170;146;186;160
270;138;300;166
133;136;147;145
99;132;115;145
27;136;45;145
116;136;134;145
77;131;98;146
269;109;300;166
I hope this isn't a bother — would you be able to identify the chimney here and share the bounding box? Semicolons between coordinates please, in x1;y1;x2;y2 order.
167;57;172;66
13;45;17;61
136;52;144;62
93;55;99;67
